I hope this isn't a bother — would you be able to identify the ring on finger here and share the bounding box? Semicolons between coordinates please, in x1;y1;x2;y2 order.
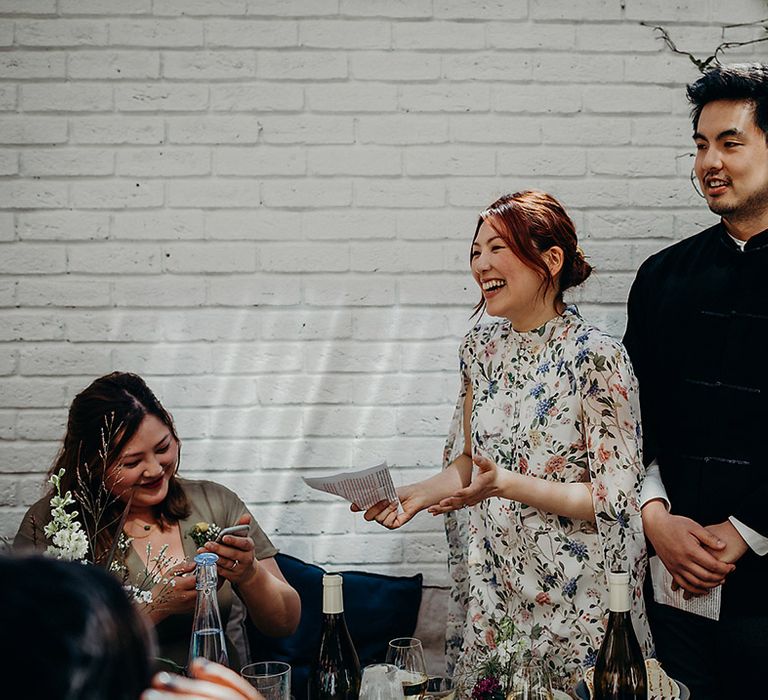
232;559;239;569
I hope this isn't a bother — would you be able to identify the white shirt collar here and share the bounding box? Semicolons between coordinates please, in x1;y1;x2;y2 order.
727;231;747;251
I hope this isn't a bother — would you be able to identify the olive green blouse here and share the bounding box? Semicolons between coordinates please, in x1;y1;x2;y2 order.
14;478;278;671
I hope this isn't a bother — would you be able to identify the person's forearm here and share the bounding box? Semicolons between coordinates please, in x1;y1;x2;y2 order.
412;453;472;505
499;472;595;521
237;564;301;637
641;498;668;541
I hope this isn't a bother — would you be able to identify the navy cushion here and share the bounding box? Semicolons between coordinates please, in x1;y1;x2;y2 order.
245;553;423;699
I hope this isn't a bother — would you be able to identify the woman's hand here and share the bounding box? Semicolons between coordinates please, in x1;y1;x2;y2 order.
199;515;257;586
350;483;427;530
429;454;510;514
142;659;263;700
147;560;197;622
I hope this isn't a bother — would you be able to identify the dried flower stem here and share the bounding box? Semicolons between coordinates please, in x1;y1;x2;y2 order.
643;20;768;73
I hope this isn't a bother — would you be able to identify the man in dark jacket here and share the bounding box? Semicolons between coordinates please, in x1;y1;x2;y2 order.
624;63;768;699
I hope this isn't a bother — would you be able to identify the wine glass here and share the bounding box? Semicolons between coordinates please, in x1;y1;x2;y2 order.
509;660;554;700
386;637;429;699
424;676;456;700
359;663;405;700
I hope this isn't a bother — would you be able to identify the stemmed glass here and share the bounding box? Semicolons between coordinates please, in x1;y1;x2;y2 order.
424;676;456;700
509;660;554;700
386;637;429;699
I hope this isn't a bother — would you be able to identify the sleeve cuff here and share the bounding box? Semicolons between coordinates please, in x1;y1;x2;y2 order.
640;460;670;510
729;516;768;556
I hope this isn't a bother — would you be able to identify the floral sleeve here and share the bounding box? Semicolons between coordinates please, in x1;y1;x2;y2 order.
443;326;481;675
577;333;649;642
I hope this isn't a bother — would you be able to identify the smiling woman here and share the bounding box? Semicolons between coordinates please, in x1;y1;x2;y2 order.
13;372;300;672
469;191;592;329
353;191;653;691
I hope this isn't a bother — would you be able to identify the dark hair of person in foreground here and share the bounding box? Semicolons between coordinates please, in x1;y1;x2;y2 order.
0;554;155;700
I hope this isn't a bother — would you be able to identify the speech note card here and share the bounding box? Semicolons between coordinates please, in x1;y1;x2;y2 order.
303;461;402;512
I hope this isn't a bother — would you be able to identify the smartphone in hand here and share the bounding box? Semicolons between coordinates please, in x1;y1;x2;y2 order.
215;524;249;543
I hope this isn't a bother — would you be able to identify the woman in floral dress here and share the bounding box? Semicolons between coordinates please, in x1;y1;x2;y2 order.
357;191;652;691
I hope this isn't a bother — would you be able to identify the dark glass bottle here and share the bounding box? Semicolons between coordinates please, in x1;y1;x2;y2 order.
187;552;229;671
593;571;647;700
307;573;361;700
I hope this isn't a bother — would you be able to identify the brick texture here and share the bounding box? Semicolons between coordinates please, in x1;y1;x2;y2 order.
0;0;760;584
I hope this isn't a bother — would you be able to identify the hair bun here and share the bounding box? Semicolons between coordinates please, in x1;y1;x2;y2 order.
562;248;593;290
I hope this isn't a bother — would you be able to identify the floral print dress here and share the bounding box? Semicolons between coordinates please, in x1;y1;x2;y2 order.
443;306;652;691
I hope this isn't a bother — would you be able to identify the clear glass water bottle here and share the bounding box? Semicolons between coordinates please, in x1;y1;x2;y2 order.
187;552;229;671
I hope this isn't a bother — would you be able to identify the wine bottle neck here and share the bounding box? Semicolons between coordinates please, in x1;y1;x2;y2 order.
608;589;630;612
322;582;344;614
321;611;346;630
606;609;633;629
607;572;630;612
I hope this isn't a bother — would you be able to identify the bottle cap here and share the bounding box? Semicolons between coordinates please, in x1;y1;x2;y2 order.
322;574;344;613
607;571;629;585
194;552;219;565
607;570;630;612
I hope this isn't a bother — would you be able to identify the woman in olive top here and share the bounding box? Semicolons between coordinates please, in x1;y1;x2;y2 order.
14;371;300;670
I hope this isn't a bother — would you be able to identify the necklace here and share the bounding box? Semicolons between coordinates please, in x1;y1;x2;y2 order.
124;521;156;540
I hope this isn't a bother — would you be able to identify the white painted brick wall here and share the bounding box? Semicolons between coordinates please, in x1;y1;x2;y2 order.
0;0;763;585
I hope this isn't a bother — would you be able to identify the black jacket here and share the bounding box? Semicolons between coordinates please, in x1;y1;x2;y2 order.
624;222;768;614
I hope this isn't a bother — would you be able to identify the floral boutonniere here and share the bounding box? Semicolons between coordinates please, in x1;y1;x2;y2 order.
188;521;222;547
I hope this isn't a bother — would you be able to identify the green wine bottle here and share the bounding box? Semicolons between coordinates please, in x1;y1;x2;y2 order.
593;571;647;700
307;574;361;700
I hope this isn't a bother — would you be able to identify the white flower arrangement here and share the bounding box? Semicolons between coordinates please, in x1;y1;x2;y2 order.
125;585;154;606
44;468;89;562
105;534;182;610
464;618;551;700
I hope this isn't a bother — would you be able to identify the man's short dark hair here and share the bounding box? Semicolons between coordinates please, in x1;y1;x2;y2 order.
687;63;768;137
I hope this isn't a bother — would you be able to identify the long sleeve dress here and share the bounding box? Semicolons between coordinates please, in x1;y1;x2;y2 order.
443;306;652;691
